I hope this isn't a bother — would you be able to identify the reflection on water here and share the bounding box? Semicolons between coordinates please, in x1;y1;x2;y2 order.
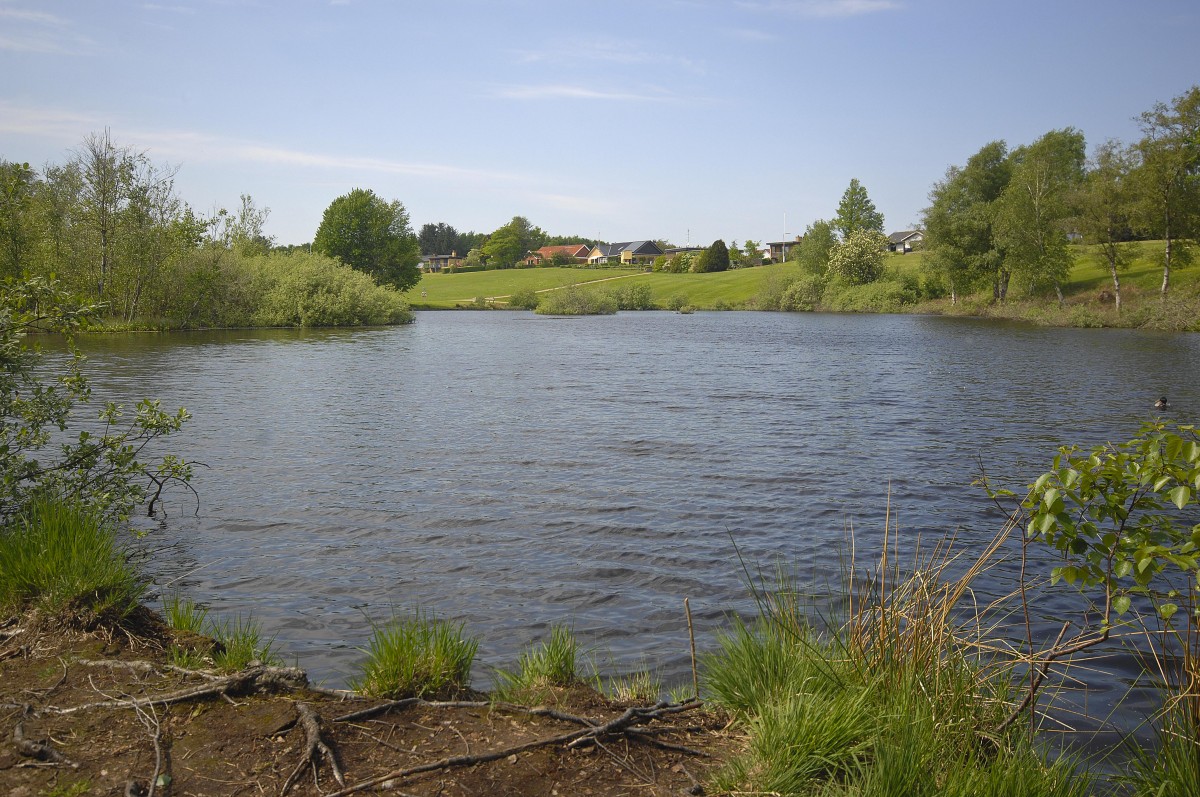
71;311;1199;751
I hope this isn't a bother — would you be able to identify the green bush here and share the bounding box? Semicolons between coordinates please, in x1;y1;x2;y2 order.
822;276;921;313
780;274;826;311
0;498;145;620
607;282;654;310
250;251;413;327
665;294;689;311
352;611;478;699
534;284;618;315
506;287;541;310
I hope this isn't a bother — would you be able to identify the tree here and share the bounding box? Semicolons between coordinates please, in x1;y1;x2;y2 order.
0;161;39;279
922;141;1011;302
793;220;837;275
482;216;545;269
994;128;1086;302
418;222;459;256
827;229;886;285
693;239;730;273
1075;140;1138;313
733;239;761;268
834;178;884;239
1133;85;1200;297
312;189;421;290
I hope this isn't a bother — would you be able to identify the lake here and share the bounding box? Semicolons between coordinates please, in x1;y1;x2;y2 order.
72;310;1198;750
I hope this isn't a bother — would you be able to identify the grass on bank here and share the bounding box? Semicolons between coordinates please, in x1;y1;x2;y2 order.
494;624;584;702
0;498;146;621
402;267;641;308
351;611;478;699
702;521;1095;797
161;593;280;671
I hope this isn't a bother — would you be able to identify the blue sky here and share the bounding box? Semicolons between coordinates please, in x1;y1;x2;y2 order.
1;1;1197;247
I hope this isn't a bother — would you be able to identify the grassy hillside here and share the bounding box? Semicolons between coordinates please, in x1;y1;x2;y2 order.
403;242;1199;330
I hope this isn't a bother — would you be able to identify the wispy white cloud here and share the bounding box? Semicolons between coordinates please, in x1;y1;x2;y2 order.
0;100;528;187
737;0;901;17
0;4;98;54
512;38;703;74
495;84;679;103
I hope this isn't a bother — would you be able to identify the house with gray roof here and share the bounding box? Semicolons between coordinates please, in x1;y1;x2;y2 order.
887;230;924;253
586;240;663;266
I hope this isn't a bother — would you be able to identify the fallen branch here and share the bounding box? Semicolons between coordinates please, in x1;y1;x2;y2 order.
281;701;345;796
324;700;701;797
13;720;76;767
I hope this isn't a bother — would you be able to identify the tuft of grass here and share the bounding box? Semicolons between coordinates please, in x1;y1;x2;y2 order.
210;615;279;671
162;592;209;633
0;498;145;620
495;624;581;701
605;666;662;703
704;518;1094;796
352;611;478;699
1127;704;1200;797
44;779;92;797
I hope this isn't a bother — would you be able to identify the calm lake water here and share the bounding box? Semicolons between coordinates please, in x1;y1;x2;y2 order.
72;310;1198;750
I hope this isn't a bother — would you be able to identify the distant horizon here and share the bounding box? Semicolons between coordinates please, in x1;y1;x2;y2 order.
2;1;1196;247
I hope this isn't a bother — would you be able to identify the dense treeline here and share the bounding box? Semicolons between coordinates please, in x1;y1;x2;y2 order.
0;131;411;328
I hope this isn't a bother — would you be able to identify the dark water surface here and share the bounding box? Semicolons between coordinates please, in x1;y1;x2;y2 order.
73;311;1198;748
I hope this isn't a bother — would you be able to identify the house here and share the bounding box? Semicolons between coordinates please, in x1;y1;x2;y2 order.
767;236;803;262
425;251;466;272
587;240;664;266
662;246;705;256
522;244;591;266
887;230;924;253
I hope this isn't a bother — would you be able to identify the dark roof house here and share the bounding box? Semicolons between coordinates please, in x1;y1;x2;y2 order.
587;240;663;265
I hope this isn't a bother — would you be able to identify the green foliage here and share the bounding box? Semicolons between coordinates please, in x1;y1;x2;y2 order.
827;229;887;285
793;219;837;274
664;293;689;311
604;667;661;703
482;215;546;269
506;286;540;310
249;251;413;326
834;177;885;238
822;274;922;313
1;277;191;523
495;624;581;701
780;274;826;311
0;498;145;620
534;284;618;315
1127;704;1200;797
352;611;478;699
1018;421;1200;621
606;281;654;310
313;188;421;291
694;239;730;273
44;779;92;797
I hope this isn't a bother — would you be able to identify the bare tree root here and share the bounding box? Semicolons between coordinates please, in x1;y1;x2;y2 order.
324;699;702;797
281;701;345;796
42;664;309;716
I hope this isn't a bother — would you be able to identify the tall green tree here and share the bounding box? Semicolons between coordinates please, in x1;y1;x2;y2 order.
793;220;837;275
0;161;39;279
418;222;459;255
1075;140;1138;313
834;178;884;239
922;141;1011;302
313;188;421;290
482;215;545;269
694;239;730;273
994;128;1086;302
1133;85;1200;296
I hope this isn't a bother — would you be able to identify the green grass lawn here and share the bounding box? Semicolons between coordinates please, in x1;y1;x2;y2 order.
403;267;641;308
406;262;806;310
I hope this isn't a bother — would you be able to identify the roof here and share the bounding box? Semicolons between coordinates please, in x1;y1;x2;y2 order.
592;241;663;257
534;244;590;258
887;230;923;244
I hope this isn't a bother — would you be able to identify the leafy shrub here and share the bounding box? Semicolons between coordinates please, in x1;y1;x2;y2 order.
251;252;413;326
607;282;654;310
780;274;826;311
352;611;478;699
507;287;541;310
534;284;618;315
823;276;920;313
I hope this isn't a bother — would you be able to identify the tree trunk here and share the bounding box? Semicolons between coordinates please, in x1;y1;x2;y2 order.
1110;260;1122;315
